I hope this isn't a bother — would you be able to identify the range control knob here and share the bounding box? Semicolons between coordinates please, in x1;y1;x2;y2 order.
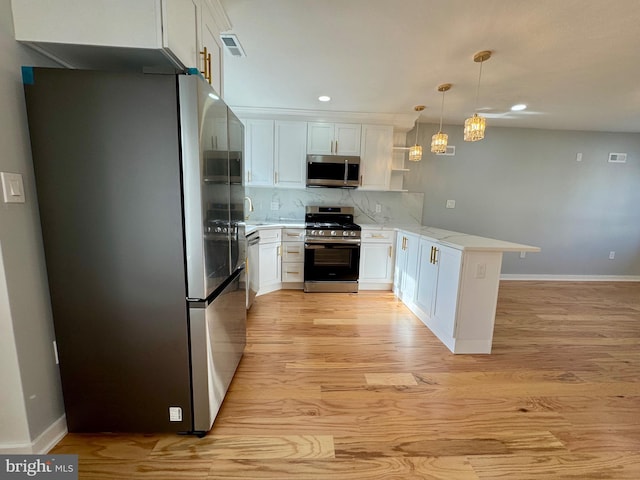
351;231;357;236
342;231;349;236
319;230;325;236
330;230;337;236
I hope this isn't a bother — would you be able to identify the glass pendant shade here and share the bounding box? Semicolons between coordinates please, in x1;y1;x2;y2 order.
463;113;486;142
408;144;423;162
464;50;491;142
430;132;448;153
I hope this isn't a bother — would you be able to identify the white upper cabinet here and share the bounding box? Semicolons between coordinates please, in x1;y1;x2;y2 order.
198;1;224;95
274;121;307;188
359;124;393;190
11;0;229;77
244;119;274;187
307;123;361;156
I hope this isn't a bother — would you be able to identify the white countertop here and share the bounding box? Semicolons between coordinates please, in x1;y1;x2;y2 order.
360;224;540;253
246;222;540;253
246;222;305;235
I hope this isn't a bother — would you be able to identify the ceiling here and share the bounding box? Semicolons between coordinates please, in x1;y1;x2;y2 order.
219;0;640;133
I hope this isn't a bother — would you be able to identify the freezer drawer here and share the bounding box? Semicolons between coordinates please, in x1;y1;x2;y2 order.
189;267;246;433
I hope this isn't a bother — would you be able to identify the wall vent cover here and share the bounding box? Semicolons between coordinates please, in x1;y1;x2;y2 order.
608;152;627;163
220;34;246;57
436;145;456;156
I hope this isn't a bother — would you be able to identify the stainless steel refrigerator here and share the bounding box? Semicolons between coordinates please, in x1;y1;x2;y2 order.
23;68;246;435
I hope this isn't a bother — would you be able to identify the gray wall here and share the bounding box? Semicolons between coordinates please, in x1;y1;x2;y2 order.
0;0;65;450
405;122;640;276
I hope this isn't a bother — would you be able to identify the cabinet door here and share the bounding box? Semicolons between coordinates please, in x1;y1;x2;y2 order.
275;121;307;188
360;125;392;190
307;123;334;154
163;0;199;68
393;231;419;301
200;1;223;96
359;243;393;282
402;233;420;302
245;119;274;186
414;239;438;316
259;242;281;290
334;123;361;155
432;245;462;338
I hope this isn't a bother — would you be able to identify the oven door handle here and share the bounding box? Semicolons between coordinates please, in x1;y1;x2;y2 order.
305;238;361;245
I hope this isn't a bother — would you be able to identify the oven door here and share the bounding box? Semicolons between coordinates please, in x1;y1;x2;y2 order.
304;239;360;292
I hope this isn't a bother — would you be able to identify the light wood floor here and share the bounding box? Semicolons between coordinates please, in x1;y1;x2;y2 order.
51;281;640;479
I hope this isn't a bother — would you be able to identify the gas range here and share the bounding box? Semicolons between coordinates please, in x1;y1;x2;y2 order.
304;206;361;293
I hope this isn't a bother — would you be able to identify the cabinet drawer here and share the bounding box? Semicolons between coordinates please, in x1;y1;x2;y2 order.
258;228;281;244
282;228;305;241
283;243;304;262
282;262;304;282
361;230;395;243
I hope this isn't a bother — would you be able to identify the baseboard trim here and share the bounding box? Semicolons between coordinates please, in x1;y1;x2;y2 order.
33;414;67;453
500;274;640;282
0;415;67;454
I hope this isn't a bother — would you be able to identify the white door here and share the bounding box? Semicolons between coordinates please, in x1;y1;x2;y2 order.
360;124;392;190
275;121;306;188
259;242;281;291
307;123;334;154
414;238;438;316
359;243;393;282
245;119;274;186
432;245;462;338
334;123;361;155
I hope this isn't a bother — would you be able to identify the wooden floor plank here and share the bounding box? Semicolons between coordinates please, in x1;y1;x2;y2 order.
49;282;640;479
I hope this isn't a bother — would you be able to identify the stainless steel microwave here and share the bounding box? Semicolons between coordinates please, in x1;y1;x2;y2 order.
306;155;360;188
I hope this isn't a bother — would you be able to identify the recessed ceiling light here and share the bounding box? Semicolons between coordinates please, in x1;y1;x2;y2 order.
318;95;331;102
511;104;527;111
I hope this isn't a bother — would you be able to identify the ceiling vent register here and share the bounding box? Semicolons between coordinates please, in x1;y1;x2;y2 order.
220;34;246;57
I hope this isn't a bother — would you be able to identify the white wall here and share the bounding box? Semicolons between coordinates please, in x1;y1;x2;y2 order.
0;242;30;448
405;122;640;276
0;0;65;452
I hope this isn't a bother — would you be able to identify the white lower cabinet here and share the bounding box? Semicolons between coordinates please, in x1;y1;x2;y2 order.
281;228;305;287
393;231;420;302
359;230;395;290
414;239;462;339
395;229;503;354
258;228;281;295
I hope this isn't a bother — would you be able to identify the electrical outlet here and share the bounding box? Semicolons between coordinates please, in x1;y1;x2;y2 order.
576;153;583;162
519;251;526;259
270;202;279;211
475;263;486;279
446;199;456;209
609;251;615;260
375;203;382;213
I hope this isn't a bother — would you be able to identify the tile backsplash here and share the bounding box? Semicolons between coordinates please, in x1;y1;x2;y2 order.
244;187;424;225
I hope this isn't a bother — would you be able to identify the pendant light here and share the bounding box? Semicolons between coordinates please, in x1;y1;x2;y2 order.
431;83;451;153
464;50;492;142
409;105;425;162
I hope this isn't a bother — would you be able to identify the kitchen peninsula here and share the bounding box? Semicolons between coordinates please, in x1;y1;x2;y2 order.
248;221;540;354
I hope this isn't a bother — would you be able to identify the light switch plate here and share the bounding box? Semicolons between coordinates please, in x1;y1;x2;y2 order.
1;172;26;204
